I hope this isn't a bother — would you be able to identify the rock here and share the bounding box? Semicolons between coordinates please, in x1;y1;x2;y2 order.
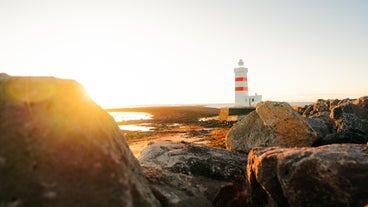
298;99;347;118
302;104;314;117
298;99;332;117
142;166;214;207
247;144;368;207
312;130;368;146
305;112;335;138
226;111;273;153
310;99;330;115
0;76;160;207
297;97;368;146
329;98;341;108
139;140;248;207
331;102;368;134
353;96;368;109
226;101;317;153
256;102;317;147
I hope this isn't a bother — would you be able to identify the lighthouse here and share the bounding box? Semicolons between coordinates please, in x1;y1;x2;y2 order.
234;59;262;106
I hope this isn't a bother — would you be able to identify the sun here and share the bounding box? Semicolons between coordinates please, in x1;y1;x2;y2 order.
76;76;150;109
77;79;123;109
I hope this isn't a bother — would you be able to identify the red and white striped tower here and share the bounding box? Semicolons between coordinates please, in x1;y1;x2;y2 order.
234;59;249;106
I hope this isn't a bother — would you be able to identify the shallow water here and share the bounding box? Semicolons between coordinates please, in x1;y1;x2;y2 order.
119;124;154;131
108;112;154;131
199;115;239;121
108;112;153;122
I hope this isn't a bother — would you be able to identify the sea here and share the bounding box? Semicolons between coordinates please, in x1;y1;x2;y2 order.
108;112;153;131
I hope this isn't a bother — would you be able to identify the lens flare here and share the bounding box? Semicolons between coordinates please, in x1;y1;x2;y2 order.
4;77;56;103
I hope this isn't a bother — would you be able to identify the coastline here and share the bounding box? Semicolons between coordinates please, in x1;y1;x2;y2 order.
104;103;314;157
105;105;236;157
105;105;221;123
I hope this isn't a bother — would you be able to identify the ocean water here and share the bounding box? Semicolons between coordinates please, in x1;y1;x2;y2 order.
119;124;154;131
108;112;153;131
108;112;152;122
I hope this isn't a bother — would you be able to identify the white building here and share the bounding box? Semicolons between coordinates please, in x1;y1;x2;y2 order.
234;59;262;106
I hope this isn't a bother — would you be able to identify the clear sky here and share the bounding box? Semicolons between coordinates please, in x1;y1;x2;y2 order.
1;0;367;108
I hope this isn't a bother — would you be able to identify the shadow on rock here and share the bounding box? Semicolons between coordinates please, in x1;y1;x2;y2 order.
139;140;248;207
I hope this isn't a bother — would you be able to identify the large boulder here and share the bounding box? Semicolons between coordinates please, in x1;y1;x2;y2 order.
247;144;368;207
225;111;273;153
139;140;248;207
226;101;317;153
0;76;160;207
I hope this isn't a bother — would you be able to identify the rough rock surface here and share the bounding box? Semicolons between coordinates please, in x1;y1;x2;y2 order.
298;97;368;146
247;144;368;207
225;111;272;153
139;140;248;207
305;112;335;138
226;101;317;153
312;130;368;147
331;102;368;134
0;76;160;207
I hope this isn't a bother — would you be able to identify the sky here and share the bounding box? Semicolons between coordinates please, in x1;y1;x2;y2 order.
1;0;367;108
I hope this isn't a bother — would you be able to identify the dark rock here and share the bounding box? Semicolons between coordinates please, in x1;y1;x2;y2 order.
247;144;368;207
305;112;335;138
142;166;214;207
226;101;316;153
0;76;160;207
329;99;341;109
313;99;330;114
212;182;249;207
298;99;331;117
301;104;314;117
354;96;368;109
139;140;248;207
298;97;368;145
312;130;368;146
331;102;368;134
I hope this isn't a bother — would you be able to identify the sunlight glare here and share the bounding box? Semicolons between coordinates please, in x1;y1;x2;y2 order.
108;112;153;122
4;77;56;103
77;76;139;108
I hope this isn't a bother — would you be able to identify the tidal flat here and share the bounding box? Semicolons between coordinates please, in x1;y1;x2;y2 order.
106;106;235;157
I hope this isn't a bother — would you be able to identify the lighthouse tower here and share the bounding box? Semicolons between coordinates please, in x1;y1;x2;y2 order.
234;59;248;106
234;59;262;106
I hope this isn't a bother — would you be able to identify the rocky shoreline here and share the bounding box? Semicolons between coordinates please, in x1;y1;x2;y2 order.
1;75;367;207
107;106;236;157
